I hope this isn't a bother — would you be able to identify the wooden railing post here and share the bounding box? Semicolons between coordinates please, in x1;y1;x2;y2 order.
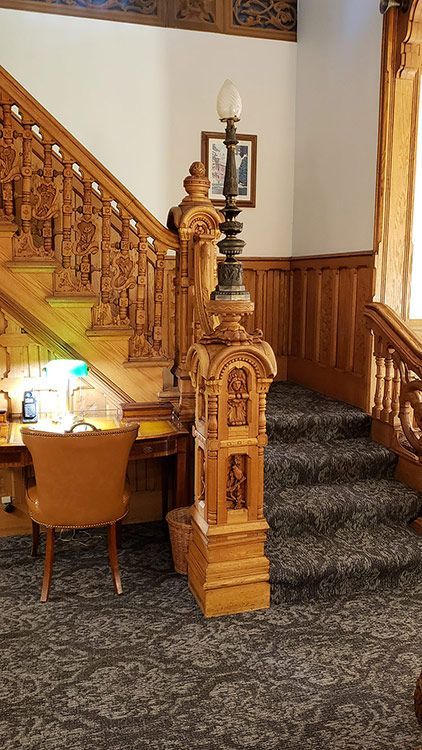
168;162;222;421
187;300;276;617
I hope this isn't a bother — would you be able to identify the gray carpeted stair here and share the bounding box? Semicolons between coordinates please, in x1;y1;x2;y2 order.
265;382;422;603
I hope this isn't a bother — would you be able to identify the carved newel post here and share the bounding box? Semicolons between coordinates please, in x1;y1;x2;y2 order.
186;81;277;617
167;162;222;421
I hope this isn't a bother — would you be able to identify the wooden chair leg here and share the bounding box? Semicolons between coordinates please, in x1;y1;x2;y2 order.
31;520;40;557
40;528;55;603
116;519;122;550
108;523;122;595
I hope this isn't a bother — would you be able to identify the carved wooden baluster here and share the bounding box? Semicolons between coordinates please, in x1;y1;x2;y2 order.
207;390;218;525
77;178;97;288
13;110;36;258
0;96;18;220
128;227;153;358
33;134;58;258
116;213;131;326
176;227;190;367
152;240;167;357
373;336;386;420
60;153;74;276
20;113;33;236
91;191;113;327
391;360;401;425
381;346;394;422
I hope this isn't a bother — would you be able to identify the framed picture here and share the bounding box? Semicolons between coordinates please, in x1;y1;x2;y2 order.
201;131;257;208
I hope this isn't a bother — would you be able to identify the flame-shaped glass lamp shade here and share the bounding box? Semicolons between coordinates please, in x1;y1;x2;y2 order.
216;79;242;122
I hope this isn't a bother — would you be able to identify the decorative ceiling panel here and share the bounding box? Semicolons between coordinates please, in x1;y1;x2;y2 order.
0;0;297;41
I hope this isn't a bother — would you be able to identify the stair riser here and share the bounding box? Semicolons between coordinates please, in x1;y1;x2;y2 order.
270;562;422;604
264;451;396;490
267;414;371;444
265;495;421;536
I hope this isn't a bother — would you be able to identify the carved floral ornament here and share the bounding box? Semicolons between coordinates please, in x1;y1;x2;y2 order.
0;0;297;40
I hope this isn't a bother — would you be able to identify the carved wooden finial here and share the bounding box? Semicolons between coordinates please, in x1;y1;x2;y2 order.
181;161;212;207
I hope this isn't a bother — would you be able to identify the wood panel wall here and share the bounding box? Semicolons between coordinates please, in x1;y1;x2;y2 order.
288;252;375;410
242;258;291;380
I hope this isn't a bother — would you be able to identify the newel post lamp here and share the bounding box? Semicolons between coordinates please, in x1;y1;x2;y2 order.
185;79;277;617
212;79;250;303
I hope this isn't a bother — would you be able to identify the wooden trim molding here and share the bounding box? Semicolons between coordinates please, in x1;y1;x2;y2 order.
0;1;297;42
374;1;422;319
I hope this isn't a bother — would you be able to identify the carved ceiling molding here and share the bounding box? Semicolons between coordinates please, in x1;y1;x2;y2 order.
0;0;297;42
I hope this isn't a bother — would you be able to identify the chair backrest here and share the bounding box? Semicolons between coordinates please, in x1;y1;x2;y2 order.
21;424;139;527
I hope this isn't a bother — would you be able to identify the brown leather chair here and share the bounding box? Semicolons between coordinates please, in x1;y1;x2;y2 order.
21;423;139;602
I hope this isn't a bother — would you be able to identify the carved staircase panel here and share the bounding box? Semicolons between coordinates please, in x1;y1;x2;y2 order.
0;66;178;370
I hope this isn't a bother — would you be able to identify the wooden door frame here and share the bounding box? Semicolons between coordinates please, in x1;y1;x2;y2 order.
374;0;422;319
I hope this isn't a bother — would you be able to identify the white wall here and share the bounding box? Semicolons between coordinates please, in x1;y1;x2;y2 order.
292;0;383;256
0;9;297;257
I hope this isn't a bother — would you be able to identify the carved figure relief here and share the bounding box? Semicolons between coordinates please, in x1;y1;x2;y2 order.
110;249;135;291
128;332;154;359
0;145;16;181
175;0;215;23
233;0;297;31
13;230;46;259
76;219;97;257
32;181;58;220
227;367;248;426
226;454;247;510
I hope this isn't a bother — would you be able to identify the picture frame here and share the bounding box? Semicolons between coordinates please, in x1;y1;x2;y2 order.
201;131;257;208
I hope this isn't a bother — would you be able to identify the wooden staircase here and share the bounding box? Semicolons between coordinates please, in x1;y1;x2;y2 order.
0;66;179;404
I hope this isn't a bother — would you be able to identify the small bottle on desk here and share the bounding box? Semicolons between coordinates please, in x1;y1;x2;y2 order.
22;391;38;423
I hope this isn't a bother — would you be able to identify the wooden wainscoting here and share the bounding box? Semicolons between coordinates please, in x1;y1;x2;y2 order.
288;252;375;411
242;257;291;380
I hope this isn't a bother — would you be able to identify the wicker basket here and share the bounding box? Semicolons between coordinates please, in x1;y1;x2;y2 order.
166;506;192;575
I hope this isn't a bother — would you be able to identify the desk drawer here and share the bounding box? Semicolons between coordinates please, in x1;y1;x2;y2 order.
131;437;178;459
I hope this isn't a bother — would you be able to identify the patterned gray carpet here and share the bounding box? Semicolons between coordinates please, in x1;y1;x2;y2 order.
1;524;422;750
265;383;422;603
1;382;422;749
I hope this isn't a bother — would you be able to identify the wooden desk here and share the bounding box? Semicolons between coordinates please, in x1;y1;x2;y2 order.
0;416;189;535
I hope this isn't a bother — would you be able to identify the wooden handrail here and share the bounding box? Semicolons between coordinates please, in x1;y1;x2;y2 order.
364;301;422;462
0;66;178;249
365;302;422;371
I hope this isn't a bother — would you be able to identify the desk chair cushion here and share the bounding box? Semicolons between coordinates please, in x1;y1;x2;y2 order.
26;479;132;529
22;424;138;529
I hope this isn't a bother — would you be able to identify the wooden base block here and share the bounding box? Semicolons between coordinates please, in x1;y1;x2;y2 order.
189;577;270;618
187;513;270;618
